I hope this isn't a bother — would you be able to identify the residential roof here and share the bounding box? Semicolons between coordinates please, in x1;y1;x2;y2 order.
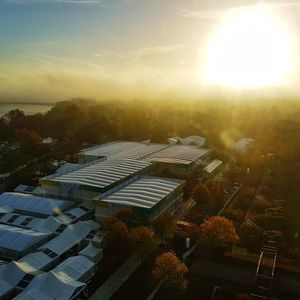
100;176;184;209
0;224;50;253
147;145;209;165
44;159;152;191
0;193;74;216
204;159;223;174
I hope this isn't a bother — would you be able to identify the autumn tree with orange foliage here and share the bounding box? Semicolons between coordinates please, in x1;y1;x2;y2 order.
199;216;239;251
101;216;118;231
152;251;188;297
106;221;129;255
129;226;155;260
236;293;250;300
115;207;134;225
192;183;211;205
152;213;176;242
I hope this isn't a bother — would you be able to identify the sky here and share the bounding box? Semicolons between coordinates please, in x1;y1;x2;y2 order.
1;0;300;102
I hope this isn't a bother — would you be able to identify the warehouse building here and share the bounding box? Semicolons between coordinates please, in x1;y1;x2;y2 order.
78;141;167;163
146;145;211;177
95;176;184;221
39;158;152;202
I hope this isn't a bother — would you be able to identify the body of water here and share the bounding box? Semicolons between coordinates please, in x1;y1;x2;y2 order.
0;103;53;117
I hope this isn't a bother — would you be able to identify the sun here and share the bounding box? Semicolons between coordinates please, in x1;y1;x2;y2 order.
201;5;295;88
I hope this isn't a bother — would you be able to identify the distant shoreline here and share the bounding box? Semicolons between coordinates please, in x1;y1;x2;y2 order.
0;102;54;106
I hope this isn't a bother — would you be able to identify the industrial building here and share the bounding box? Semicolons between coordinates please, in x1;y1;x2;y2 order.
95;176;184;221
78;141;167;163
146;145;211;177
0;138;216;299
39;158;152;202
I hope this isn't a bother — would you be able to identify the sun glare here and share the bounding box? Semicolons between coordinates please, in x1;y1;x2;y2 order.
202;6;295;88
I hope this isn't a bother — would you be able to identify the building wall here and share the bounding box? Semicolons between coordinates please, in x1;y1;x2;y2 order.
93;182;184;223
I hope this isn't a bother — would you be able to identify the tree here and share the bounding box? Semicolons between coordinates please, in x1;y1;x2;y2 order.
152;251;188;298
192;183;211;206
106;221;128;255
115;207;134;225
152;213;176;242
199;216;239;251
236;293;250;300
239;223;264;252
101;216;118;231
129;226;155;261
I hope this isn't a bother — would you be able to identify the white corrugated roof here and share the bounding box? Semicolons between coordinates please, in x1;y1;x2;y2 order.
147;145;208;165
101;176;183;209
109;143;168;160
81;141;144;157
52;255;94;282
79;243;101;257
0;224;50;252
14;272;85;300
18;221;92;272
0;193;74;216
47;159;151;190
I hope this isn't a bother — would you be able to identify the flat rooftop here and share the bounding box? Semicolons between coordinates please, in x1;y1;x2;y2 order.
42;159;152;192
146;145;209;165
81;141;146;158
100;176;184;209
204;159;223;174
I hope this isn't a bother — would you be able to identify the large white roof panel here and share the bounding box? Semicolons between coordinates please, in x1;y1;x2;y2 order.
46;159;151;191
81;141;144;157
101;176;184;209
147;145;209;165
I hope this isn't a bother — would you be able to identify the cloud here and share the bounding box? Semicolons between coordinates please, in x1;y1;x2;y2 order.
133;44;188;58
1;0;107;4
1;0;134;5
177;1;300;20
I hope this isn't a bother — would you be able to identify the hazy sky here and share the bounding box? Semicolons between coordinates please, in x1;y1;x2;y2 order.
1;0;300;102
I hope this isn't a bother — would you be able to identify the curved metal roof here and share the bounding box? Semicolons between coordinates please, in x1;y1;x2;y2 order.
49;159;151;190
147;145;208;165
101;177;183;209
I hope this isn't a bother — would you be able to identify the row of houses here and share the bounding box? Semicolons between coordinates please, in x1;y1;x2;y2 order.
0;138;223;299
